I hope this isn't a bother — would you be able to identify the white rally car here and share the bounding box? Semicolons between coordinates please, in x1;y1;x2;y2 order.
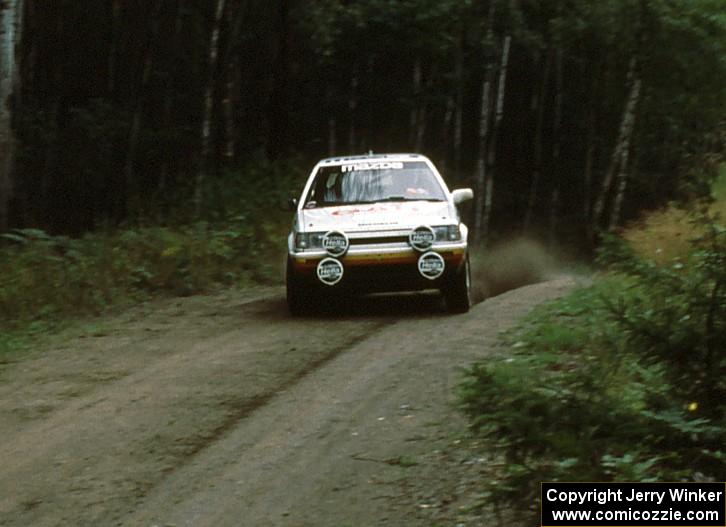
285;153;473;315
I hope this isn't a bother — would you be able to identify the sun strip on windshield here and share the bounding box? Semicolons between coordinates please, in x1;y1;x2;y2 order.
340;162;404;172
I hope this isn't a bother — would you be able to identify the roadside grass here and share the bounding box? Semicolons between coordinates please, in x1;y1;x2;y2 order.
458;170;726;524
0;159;305;355
622;165;726;263
459;272;725;522
0;328;33;357
0;221;287;355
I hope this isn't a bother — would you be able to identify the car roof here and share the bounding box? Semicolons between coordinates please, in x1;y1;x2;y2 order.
316;153;427;167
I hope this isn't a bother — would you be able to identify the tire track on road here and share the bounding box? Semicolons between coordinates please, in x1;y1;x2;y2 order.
0;291;398;527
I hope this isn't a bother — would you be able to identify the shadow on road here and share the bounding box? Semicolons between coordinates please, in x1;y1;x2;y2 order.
247;291;451;321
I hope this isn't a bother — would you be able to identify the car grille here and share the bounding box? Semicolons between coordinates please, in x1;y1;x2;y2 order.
349;235;409;245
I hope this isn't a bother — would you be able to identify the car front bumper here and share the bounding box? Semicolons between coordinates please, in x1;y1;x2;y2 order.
288;242;467;292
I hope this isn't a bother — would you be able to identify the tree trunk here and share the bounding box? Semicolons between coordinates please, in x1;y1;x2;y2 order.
412;62;435;153
220;0;248;162
548;47;564;247
195;0;226;217
523;47;551;232
481;34;511;246
591;57;641;236
328;116;337;157
608;89;640;230
159;0;184;198
491;37;511;150
221;61;238;160
266;0;290;160
409;58;422;149
453;31;464;178
414;102;426;153
583;106;595;227
608;141;631;230
440;94;454;174
124;0;162;216
473;2;496;247
107;0;121;96
0;0;23;232
347;71;358;154
326;88;337;156
473;73;492;247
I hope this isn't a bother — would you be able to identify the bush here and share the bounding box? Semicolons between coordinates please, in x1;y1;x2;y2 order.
0;157;308;333
598;216;726;416
458;213;725;522
0;219;286;329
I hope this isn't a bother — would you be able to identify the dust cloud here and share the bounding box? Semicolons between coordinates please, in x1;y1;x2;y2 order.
470;237;562;302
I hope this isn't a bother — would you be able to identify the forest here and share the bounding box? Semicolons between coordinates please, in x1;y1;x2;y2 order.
0;0;724;246
0;3;724;521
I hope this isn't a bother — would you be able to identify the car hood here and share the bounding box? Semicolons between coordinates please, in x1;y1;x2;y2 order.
299;201;455;232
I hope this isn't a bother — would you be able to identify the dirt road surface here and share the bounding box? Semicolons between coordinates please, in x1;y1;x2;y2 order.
0;277;576;526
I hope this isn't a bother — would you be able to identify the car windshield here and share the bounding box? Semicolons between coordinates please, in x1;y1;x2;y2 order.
304;161;446;208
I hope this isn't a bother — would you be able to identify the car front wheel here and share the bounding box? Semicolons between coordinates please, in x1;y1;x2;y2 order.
286;258;308;316
443;255;471;314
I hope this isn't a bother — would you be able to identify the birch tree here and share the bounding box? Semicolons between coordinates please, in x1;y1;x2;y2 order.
0;0;721;239
195;0;226;216
124;0;163;215
548;47;564;246
452;29;464;178
473;1;496;246
473;71;492;246
409;58;422;149
0;0;22;231
159;0;185;195
107;0;121;95
582;90;596;228
325;88;337;156
481;34;511;246
608;76;641;230
347;71;358;154
522;47;551;232
591;57;641;237
220;0;249;162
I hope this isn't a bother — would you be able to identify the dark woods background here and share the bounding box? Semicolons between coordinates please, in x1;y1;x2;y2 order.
0;0;724;247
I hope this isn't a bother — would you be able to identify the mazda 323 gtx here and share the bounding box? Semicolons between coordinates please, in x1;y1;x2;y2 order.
285;153;473;315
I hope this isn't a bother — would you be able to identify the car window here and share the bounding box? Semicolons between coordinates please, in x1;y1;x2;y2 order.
305;161;446;207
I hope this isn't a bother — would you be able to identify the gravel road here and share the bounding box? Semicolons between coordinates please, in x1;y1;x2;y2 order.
0;276;577;526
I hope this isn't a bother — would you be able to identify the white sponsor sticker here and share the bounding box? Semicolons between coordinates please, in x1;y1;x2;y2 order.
317;258;344;286
341;162;404;173
322;230;349;257
418;252;445;280
409;225;435;251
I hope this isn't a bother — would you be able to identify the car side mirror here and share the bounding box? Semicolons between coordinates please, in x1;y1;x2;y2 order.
279;198;298;212
451;188;473;204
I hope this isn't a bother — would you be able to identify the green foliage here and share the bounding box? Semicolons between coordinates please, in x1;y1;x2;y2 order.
6;0;725;241
0;157;302;351
0;217;286;331
458;214;725;521
196;156;308;222
0;152;310;361
598;218;726;415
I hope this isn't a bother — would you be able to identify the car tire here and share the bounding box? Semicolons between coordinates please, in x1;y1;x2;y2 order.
286;258;308;316
443;254;471;314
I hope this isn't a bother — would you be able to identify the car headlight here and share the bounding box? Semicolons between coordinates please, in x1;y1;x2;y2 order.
294;232;325;251
433;225;462;242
